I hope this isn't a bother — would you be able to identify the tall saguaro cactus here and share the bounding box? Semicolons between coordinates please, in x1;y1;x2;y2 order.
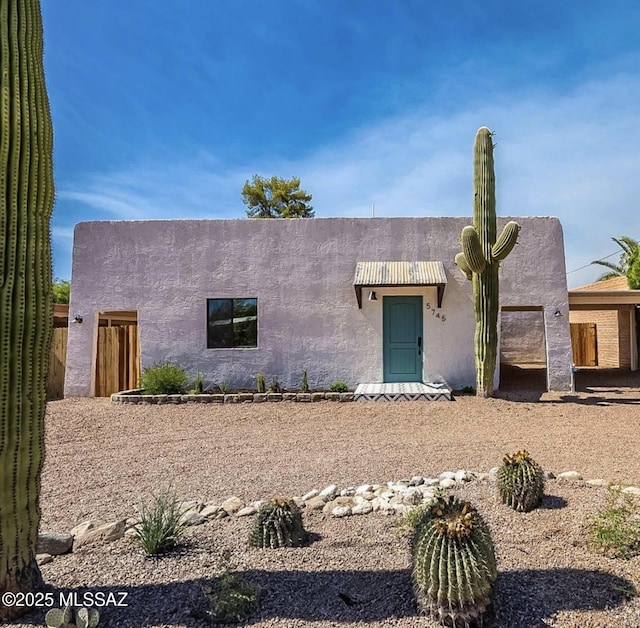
455;127;519;397
0;0;54;619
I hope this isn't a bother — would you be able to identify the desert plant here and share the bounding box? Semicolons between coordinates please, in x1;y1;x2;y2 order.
411;495;497;626
140;361;190;395
256;372;266;393
202;550;261;623
300;369;309;393
132;489;188;555
588;486;640;558
45;606;99;628
267;377;282;393
249;498;307;549
329;381;348;393
190;372;205;394
218;380;229;394
497;450;545;512
454;127;520;397
0;0;55;619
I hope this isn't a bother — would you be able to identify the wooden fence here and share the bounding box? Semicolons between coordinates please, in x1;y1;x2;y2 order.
47;327;68;400
570;322;598;367
94;325;140;397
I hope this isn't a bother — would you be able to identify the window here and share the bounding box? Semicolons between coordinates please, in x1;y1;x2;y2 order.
207;298;257;348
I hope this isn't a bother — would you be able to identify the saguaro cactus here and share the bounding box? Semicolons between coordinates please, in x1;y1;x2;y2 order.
0;0;54;620
455;127;520;397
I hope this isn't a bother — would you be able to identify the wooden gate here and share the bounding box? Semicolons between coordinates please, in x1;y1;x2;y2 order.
95;324;139;396
47;327;68;400
570;322;598;366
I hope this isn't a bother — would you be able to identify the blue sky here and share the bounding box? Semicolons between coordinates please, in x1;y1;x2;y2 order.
42;1;640;287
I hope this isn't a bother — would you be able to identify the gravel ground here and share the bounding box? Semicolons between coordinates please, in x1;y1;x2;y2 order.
9;374;640;627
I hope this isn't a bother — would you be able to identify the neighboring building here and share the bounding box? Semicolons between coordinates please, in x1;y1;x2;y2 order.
64;217;573;397
569;276;640;370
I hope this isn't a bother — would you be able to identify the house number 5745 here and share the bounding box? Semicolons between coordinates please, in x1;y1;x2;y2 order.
425;303;446;322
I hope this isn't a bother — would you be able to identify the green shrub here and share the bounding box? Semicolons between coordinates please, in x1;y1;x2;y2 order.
218;380;229;394
132;489;188;556
140;361;189;395
189;372;205;394
329;381;348;393
202;551;261;623
588;486;640;558
256;372;266;393
267;377;282;393
300;370;309;393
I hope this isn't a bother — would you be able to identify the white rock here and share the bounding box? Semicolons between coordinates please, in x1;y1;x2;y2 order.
355;484;373;494
622;486;640;496
180;511;207;526
340;487;356;497
423;478;441;487
69;520;102;538
200;504;222;518
332;505;351;518
439;478;457;489
236;506;257;517
557;471;583;481
73;519;127;549
221;496;244;514
410;476;425;486
305;496;326;511
250;500;266;509
401;488;423;505
489;466;500;477
586;479;609;487
455;470;472;482
351;502;373;515
178;500;203;514
302;489;319;501
439;471;456;480
320;484;339;498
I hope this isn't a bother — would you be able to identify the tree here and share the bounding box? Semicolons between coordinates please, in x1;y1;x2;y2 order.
52;279;70;304
241;175;314;219
0;0;54;620
591;236;640;289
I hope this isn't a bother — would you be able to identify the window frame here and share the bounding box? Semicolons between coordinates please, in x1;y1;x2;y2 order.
206;297;258;349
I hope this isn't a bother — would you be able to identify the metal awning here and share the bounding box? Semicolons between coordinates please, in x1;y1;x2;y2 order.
353;261;447;309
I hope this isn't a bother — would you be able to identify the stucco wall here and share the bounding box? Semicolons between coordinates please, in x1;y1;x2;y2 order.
65;217;572;396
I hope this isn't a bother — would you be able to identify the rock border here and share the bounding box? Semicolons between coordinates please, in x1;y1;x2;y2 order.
111;389;354;404
36;466;640;565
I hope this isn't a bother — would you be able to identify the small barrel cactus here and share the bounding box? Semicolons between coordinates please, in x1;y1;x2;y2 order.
45;606;99;628
497;450;545;512
411;495;496;627
249;498;307;549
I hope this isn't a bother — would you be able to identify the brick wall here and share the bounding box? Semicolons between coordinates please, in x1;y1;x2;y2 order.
569;308;632;368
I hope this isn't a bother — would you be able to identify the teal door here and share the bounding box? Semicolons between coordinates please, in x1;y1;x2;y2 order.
383;296;423;382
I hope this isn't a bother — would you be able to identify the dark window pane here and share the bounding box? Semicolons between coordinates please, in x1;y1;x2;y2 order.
208;299;233;322
233;317;257;347
207;298;257;348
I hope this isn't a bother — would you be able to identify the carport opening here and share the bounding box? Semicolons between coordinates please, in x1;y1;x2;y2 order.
499;307;547;392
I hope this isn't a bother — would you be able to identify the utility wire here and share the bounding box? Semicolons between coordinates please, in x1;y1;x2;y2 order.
566;250;620;275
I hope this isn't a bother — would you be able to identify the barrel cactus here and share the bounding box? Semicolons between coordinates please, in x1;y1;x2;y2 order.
0;0;55;619
45;606;100;628
497;450;545;512
249;498;307;549
411;495;496;627
455;126;520;397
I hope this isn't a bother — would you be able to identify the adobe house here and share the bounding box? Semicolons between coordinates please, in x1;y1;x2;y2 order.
63;217;574;398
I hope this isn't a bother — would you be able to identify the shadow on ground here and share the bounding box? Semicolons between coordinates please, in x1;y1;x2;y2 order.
498;366;640;404
10;567;636;627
